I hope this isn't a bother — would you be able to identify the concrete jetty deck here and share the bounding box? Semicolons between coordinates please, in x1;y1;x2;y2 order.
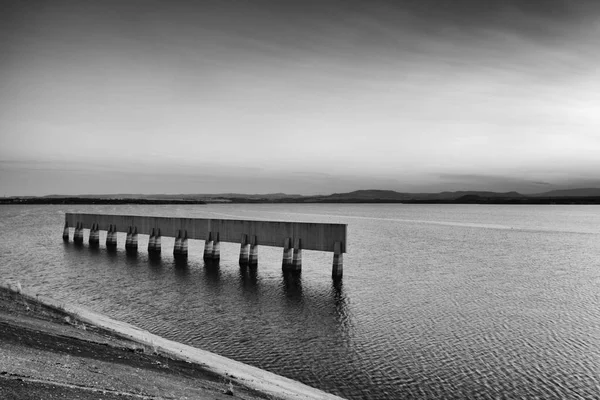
64;213;347;277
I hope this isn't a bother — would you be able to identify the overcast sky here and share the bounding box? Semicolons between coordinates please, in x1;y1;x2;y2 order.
1;0;599;196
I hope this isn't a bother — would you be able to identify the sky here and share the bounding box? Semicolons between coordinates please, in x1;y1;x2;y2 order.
1;0;600;196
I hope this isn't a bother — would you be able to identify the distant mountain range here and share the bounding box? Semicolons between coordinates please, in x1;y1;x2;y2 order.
40;188;600;200
303;189;525;202
528;188;600;197
3;188;600;205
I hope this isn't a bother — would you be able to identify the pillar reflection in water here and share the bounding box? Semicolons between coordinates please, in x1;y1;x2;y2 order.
282;270;303;301
239;265;258;294
330;278;350;332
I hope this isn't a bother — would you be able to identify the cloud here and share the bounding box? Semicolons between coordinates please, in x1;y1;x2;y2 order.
1;0;600;195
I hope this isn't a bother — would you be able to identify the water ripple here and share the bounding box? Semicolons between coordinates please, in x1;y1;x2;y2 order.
1;204;600;399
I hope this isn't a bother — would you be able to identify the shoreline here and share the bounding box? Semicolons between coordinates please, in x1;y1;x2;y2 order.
0;282;345;400
2;196;600;205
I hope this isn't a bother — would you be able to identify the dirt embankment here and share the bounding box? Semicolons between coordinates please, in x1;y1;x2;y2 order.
0;284;273;399
0;283;342;400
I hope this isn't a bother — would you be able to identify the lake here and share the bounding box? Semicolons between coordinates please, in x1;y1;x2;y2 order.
1;204;599;399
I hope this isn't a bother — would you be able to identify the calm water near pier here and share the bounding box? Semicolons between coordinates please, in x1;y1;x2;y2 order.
1;204;600;399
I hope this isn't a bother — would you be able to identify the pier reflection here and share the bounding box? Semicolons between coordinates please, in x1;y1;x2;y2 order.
60;240;353;371
329;278;351;335
239;266;258;292
125;249;137;259
173;258;190;278
203;262;221;283
148;253;162;269
282;270;303;301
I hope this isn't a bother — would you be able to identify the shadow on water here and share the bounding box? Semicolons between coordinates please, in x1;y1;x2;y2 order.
282;270;303;302
88;245;101;256
123;252;142;270
239;266;259;294
203;262;221;283
172;258;190;278
330;278;350;330
64;239;85;253
147;253;163;272
331;277;343;300
61;242;350;330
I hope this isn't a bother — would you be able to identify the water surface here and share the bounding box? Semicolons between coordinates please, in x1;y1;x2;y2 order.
1;204;600;399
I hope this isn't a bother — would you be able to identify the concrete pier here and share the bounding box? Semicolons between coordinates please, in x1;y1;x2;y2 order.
74;222;84;244
282;238;293;270
125;226;138;253
212;232;221;262
125;226;133;249
130;227;138;253
332;241;343;278
89;223;100;247
249;235;258;268
203;232;213;262
64;213;347;276
106;224;117;249
62;222;70;242
105;224;111;247
148;228;156;253
155;230;162;254
239;234;249;267
174;230;188;259
149;228;162;255
180;231;188;258
292;238;302;271
173;230;182;255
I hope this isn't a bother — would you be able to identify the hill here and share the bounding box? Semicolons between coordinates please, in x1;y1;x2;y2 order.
531;188;600;197
306;190;525;202
5;188;600;204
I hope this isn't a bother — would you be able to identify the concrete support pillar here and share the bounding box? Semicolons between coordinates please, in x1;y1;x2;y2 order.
212;232;220;262
249;235;258;267
291;238;302;271
173;230;188;259
148;228;156;253
125;226;137;253
112;224;118;248
106;224;112;247
239;234;249;266
74;222;84;244
125;226;133;250
73;222;79;243
89;223;100;247
173;230;182;256
180;230;188;258
282;237;293;270
62;222;70;242
332;241;343;278
130;226;137;251
153;229;162;254
79;223;85;243
129;227;138;253
203;232;213;262
106;224;117;249
73;222;80;243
